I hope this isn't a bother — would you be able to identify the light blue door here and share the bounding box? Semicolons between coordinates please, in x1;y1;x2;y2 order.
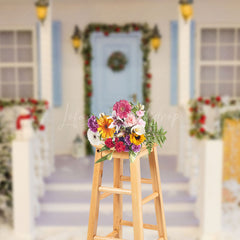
91;32;143;115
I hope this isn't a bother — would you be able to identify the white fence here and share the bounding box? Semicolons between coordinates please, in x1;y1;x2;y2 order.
178;106;223;240
0;107;55;240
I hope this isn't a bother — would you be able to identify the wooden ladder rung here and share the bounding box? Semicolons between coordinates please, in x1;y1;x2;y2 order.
120;220;158;231
106;230;118;237
94;236;126;240
99;186;131;195
100;192;112;200
120;176;152;184
142;192;159;205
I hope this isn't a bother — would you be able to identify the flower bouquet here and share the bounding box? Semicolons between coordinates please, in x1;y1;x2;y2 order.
87;100;166;163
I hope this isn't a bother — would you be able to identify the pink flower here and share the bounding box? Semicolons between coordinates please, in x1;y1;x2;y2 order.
136;110;144;117
125;113;137;127
113;100;132;119
137;119;146;127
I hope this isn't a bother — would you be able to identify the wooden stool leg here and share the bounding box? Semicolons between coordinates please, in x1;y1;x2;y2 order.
149;147;168;240
113;158;123;238
130;156;144;240
87;150;104;240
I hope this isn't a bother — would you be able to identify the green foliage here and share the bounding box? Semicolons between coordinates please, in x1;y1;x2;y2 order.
144;112;167;154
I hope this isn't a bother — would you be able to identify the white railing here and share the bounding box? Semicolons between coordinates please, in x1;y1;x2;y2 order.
10;107;54;239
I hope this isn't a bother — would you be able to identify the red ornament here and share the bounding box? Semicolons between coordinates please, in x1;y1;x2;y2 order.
145;97;150;103
216;96;221;102
39;125;45;131
199;115;206;124
87;92;92;97
197;97;203;102
200;127;205;133
146;73;152;79
205;99;210;105
146;83;151;88
87;80;92;85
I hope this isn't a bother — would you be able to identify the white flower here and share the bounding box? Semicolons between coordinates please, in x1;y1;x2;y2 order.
137;119;146;128
131;125;145;135
87;129;103;146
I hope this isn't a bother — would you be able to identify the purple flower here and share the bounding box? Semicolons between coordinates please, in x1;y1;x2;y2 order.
131;144;141;153
88;115;99;132
125;135;131;146
124;145;130;152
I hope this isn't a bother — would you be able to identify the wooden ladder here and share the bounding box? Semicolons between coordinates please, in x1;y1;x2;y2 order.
87;145;168;240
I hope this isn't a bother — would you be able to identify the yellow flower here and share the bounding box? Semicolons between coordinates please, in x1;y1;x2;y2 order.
97;115;115;139
130;133;146;145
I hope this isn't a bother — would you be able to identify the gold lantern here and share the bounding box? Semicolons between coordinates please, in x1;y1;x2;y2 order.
71;26;82;52
151;25;162;52
35;0;49;23
179;0;194;21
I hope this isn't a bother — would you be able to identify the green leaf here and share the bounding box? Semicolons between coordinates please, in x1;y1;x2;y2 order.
95;152;113;164
98;145;110;152
129;151;138;163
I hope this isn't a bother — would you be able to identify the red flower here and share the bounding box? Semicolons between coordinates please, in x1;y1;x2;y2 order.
87;92;92;97
200;127;205;133
205;99;210;105
20;98;25;103
105;138;115;148
199;115;206;124
146;73;152;79
39;125;45;131
145;98;150;103
115;141;125;152
146;83;151;88
197;97;203;102
87;80;92;85
216;96;221;102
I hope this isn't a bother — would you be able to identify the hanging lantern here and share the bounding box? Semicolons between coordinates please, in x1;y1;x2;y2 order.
151;25;162;52
179;0;194;21
72;135;85;159
71;26;82;52
35;0;49;23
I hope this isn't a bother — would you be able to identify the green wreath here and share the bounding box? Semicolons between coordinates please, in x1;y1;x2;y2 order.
107;51;127;72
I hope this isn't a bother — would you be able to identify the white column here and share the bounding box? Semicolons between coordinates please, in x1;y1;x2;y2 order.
199;140;223;240
39;1;53;104
178;11;191;105
12;119;35;240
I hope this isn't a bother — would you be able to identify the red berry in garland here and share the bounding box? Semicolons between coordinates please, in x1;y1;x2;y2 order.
146;73;152;79
39;125;45;131
87;80;92;85
85;60;89;65
0;106;3;111
145;97;150;103
20;98;25;103
200;127;205;133
87;92;92;97
199;115;206;124
197;97;203;102
95;27;100;32
146;83;151;88
115;27;120;32
135;26;139;31
211;103;215;108
205;99;210;105
216;96;221;102
104;31;109;36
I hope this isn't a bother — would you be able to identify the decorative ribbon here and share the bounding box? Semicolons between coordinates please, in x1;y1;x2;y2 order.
16;114;32;130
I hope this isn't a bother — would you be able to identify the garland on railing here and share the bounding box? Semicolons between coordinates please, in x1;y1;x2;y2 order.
0;98;48;221
0;98;49;131
189;96;238;139
82;23;153;154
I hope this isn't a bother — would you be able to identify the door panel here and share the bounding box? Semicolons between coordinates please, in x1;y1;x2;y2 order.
91;32;143;115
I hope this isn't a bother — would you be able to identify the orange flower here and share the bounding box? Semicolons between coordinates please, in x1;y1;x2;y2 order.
97;115;115;139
